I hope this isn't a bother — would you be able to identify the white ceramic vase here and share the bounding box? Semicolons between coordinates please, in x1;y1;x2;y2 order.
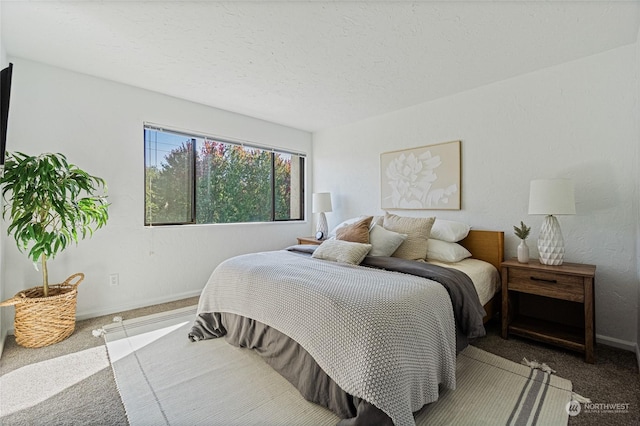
517;239;530;263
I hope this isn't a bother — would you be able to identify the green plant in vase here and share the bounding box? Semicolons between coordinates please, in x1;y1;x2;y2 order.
513;221;531;240
513;221;531;263
0;151;109;347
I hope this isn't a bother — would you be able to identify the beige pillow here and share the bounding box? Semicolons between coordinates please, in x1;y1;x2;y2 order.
329;216;367;238
312;239;372;265
383;213;435;261
336;216;373;243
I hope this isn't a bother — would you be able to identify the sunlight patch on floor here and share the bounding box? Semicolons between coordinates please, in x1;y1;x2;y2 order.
105;321;189;363
0;345;109;417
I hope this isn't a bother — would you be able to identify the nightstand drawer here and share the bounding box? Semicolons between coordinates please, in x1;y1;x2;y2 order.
508;268;584;302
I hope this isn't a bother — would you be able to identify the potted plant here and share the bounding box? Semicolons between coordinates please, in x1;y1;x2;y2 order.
0;151;109;348
513;221;531;263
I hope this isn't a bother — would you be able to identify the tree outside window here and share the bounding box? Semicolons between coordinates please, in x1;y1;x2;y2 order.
144;126;305;226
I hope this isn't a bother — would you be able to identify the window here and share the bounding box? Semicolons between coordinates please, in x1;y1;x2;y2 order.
144;125;305;226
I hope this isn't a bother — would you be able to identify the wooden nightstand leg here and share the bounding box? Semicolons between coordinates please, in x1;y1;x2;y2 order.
501;267;509;338
584;276;595;363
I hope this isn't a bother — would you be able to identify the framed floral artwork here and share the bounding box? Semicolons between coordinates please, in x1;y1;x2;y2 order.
380;140;461;210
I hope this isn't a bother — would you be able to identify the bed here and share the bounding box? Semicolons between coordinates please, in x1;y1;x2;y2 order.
189;226;504;426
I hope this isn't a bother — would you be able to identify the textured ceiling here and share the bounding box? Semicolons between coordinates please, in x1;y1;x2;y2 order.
2;1;639;132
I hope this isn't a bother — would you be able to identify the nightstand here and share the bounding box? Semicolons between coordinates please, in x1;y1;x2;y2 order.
501;258;596;363
296;236;324;245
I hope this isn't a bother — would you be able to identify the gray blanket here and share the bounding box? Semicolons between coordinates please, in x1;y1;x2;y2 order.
190;248;486;426
360;256;486;339
290;244;486;339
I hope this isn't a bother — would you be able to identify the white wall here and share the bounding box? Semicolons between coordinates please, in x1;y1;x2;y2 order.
2;58;312;328
636;28;640;368
0;2;5;67
313;45;638;349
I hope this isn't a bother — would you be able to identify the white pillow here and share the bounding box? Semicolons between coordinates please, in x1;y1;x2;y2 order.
371;215;384;228
430;219;471;243
427;239;472;263
369;225;407;257
312;239;372;265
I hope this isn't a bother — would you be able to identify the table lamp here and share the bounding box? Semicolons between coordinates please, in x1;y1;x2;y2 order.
528;179;576;265
312;192;332;239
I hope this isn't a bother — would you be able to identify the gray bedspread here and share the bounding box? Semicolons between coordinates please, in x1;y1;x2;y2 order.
360;256;486;339
189;248;486;426
289;244;486;339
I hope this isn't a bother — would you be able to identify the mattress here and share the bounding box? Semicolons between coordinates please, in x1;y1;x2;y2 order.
428;258;501;306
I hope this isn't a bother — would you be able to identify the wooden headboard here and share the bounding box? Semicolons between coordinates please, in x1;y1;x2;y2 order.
459;230;504;271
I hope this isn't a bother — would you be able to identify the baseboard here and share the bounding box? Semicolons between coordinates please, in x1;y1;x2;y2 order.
0;327;6;359
5;290;202;336
595;333;637;352
636;343;640;373
75;289;202;321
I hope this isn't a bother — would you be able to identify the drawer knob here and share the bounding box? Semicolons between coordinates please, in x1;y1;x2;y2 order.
530;276;558;284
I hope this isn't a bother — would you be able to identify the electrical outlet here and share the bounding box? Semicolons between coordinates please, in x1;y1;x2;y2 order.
109;273;119;286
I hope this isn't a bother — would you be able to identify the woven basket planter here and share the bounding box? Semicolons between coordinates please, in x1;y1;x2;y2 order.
0;273;84;348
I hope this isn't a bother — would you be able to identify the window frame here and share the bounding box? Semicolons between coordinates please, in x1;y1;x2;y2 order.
144;123;306;227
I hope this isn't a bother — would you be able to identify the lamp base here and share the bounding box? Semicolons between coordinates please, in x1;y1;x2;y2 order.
537;215;565;265
316;212;328;237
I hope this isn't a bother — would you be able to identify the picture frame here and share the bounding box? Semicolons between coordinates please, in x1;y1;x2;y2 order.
380;140;461;210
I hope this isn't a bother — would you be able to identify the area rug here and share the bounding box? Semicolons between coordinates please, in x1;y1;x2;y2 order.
103;306;572;426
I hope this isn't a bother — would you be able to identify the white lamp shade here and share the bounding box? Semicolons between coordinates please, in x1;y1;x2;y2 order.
528;179;576;215
312;192;332;213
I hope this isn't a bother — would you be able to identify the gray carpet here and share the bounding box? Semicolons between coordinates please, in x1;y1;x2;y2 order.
0;297;638;425
473;321;640;426
0;297;197;426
